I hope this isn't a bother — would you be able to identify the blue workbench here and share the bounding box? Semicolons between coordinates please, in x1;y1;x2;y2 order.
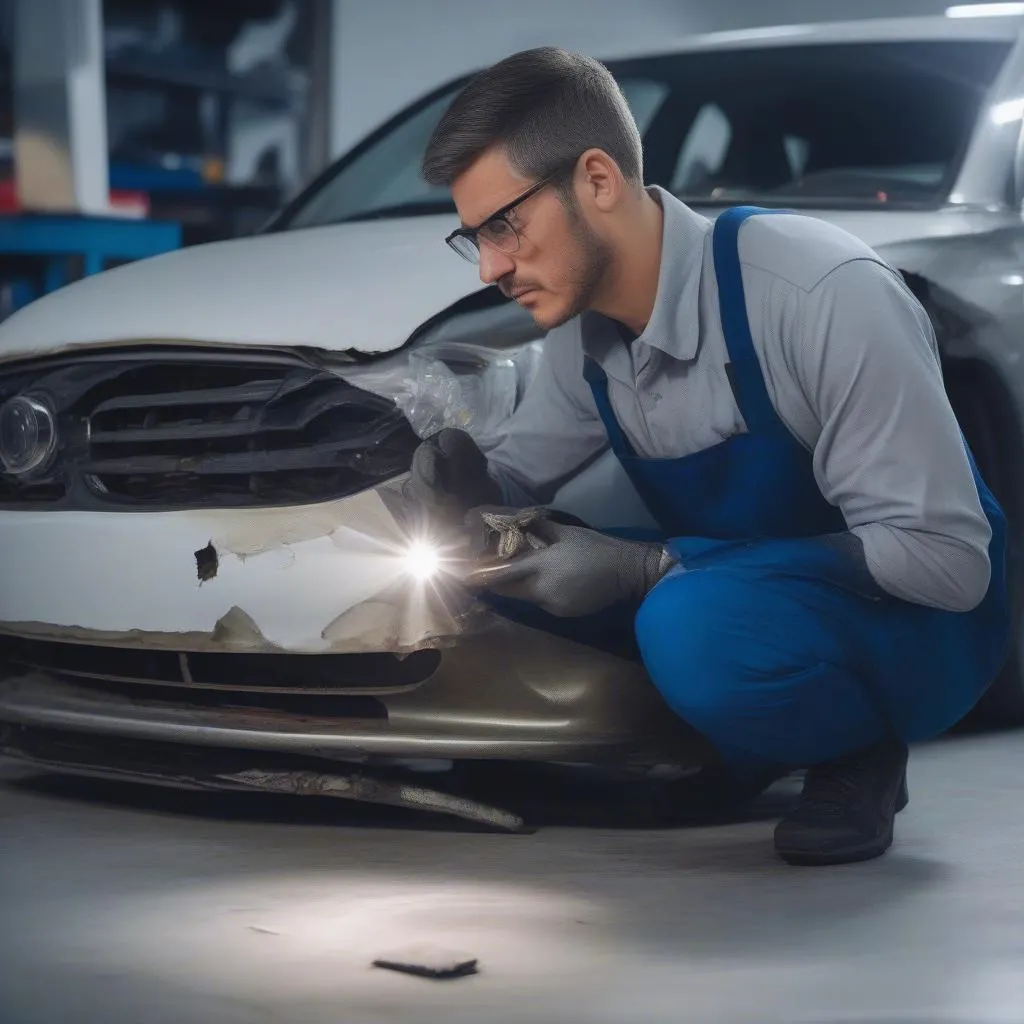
0;213;181;313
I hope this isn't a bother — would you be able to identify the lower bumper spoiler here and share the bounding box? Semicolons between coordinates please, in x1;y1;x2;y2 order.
0;722;528;831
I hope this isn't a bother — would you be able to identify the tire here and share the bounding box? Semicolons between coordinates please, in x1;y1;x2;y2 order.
944;359;1024;727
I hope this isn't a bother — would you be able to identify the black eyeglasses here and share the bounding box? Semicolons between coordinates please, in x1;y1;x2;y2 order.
445;173;559;264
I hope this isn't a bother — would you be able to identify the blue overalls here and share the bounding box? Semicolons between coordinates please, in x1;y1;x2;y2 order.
579;207;1011;771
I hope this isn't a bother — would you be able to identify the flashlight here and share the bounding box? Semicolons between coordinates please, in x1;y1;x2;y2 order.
404;541;442;581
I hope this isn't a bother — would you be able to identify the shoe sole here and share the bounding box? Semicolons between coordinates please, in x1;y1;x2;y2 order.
776;824;894;867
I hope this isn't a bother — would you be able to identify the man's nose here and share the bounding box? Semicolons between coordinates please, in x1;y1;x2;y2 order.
478;243;515;285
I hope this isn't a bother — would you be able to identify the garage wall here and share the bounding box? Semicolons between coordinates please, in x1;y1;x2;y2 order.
328;0;970;158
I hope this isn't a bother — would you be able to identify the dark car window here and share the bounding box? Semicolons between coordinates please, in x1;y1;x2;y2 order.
273;39;1011;230
643;40;1012;205
281;77;669;229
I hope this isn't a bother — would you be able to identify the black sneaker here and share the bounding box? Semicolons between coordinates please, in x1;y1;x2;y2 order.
774;737;909;866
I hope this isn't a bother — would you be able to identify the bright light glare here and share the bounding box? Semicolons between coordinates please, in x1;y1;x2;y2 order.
946;3;1024;17
404;541;441;581
991;97;1024;124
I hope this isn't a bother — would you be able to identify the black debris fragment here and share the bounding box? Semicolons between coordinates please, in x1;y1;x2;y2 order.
372;947;479;981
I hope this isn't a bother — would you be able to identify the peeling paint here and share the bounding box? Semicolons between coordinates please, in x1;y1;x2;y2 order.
0;605;281;654
0;592;485;656
209;502;351;559
318;568;484;655
208;486;407;560
209;607;275;650
319;601;462;655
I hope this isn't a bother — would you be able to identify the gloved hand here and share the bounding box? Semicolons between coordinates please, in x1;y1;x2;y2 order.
405;428;502;525
464;504;593;560
464;510;675;618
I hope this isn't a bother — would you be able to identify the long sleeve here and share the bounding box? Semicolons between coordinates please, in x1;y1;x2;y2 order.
788;257;991;612
486;321;609;505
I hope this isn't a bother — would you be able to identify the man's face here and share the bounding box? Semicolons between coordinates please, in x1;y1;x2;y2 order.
450;148;612;330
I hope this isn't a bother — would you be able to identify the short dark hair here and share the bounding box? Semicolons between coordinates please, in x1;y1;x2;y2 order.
422;47;643;191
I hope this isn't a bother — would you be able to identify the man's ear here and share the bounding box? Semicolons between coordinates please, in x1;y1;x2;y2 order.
576;148;625;212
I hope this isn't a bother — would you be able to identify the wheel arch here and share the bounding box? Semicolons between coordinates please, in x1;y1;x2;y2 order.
900;268;1024;725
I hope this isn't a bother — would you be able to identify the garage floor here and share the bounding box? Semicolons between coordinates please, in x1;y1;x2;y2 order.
1;733;1023;1024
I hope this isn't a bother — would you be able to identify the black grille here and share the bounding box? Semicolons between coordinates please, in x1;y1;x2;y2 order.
45;678;390;719
0;349;419;509
0;635;440;694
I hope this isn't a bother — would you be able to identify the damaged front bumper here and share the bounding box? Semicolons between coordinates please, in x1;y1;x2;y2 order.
0;480;707;773
0;479;479;655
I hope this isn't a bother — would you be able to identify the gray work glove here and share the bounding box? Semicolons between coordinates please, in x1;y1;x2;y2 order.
405;428;502;525
464;509;675;618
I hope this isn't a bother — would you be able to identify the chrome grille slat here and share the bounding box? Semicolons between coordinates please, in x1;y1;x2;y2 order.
90;379;283;414
89;382;389;446
83;432;405;475
90;419;263;445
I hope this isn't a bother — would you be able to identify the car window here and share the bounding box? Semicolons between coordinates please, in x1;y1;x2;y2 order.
280;78;669;229
672;111;816;195
671;104;732;193
275;39;1011;230
286;92;455;229
646;40;1012;206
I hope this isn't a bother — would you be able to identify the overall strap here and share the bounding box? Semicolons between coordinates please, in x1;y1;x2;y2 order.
712;206;789;434
582;356;637;458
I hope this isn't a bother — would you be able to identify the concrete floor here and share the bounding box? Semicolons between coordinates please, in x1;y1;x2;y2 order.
1;734;1023;1024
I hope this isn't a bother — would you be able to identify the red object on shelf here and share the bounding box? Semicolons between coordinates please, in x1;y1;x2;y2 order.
0;179;150;218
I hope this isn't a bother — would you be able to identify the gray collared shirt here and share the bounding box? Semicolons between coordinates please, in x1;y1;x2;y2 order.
487;187;991;613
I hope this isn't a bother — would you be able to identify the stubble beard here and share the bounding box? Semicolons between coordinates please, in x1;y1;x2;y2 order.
543;208;614;330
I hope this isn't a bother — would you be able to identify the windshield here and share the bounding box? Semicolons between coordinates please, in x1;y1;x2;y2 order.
275;39;1012;230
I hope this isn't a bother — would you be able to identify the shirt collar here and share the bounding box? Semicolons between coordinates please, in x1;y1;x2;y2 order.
582;186;711;367
635;186;710;362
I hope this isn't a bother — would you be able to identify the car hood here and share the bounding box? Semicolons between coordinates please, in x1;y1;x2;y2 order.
0;205;1007;365
0;213;469;363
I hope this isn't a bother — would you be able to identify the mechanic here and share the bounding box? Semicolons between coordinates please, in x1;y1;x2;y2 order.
407;47;1011;865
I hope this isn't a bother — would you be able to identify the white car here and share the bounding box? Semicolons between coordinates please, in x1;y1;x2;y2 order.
2;14;1023;822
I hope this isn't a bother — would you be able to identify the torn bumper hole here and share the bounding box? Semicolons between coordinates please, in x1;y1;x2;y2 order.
195;541;218;582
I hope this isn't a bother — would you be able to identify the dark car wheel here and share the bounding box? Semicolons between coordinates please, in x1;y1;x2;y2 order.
944;358;1024;727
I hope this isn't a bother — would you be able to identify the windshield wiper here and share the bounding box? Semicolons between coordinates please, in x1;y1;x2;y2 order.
328;200;457;225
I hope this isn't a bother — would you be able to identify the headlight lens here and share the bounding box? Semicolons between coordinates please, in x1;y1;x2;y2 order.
0;395;57;475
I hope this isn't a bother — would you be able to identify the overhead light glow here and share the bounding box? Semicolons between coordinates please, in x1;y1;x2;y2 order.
704;24;815;44
946;3;1024;17
404;541;441;581
991;97;1024;124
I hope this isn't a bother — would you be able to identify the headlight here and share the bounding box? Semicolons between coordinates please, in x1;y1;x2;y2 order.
0;395;57;475
342;338;544;453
